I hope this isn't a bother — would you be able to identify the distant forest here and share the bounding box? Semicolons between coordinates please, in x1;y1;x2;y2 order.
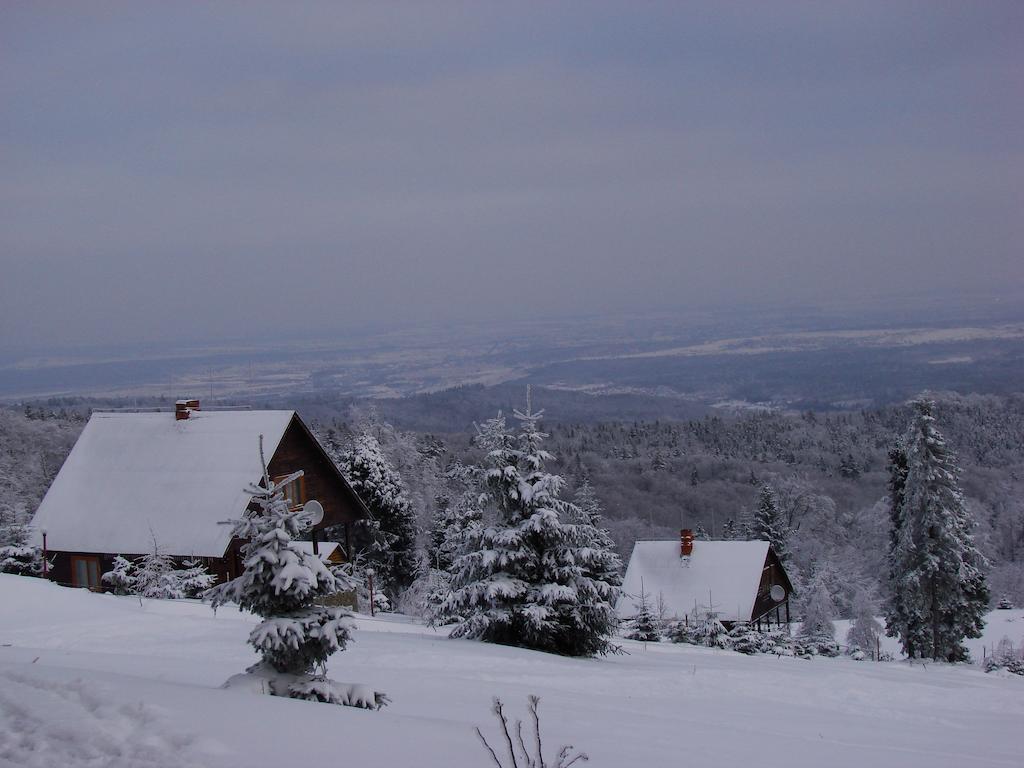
5;388;1024;615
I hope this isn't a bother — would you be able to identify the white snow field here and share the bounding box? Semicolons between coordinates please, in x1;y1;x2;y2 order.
1;575;1021;768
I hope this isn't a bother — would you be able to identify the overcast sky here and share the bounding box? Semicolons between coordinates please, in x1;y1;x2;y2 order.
2;2;1022;348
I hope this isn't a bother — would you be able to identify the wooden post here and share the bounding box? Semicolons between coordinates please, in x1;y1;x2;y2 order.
367;569;376;617
41;531;48;578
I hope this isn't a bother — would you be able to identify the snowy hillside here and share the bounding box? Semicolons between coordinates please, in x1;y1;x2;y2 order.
1;575;1021;768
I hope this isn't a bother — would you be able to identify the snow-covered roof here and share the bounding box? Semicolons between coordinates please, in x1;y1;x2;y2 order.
291;541;343;562
618;540;771;623
30;410;296;558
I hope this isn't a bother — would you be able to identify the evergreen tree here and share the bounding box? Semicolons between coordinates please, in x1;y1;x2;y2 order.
424;487;483;625
571;476;603;527
720;518;738;541
885;398;989;661
885;445;909;613
445;397;622;657
727;621;764;655
624;580;660;642
207;439;386;708
100;555;135;595
847;587;883;659
342;432;419;596
0;515;45;576
178;558;216;598
753;483;790;562
133;537;184;599
797;571;838;655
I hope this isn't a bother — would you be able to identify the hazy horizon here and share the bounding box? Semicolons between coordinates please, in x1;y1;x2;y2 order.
3;2;1022;349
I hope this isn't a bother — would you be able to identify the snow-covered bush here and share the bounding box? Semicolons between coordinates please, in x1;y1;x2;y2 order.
996;595;1015;610
207;438;388;709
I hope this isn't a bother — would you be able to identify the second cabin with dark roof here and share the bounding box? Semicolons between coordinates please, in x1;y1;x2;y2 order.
30;400;369;590
618;528;794;630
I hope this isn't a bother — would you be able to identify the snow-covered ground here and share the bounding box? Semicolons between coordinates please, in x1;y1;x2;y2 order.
1;575;1021;767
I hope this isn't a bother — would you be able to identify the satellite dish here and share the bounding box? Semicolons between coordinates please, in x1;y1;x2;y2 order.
301;500;324;527
770;584;786;602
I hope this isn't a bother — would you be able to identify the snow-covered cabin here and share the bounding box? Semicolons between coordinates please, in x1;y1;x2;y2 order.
619;529;794;629
30;402;368;589
291;540;346;565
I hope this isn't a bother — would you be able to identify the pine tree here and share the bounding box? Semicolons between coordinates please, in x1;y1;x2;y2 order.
720;518;738;541
847;587;882;659
624;580;660;642
100;555;135;595
207;438;386;708
445;396;622;657
885;398;989;661
0;515;44;576
133;537;185;599
797;571;838;656
178;558;216;598
727;621;764;655
753;483;790;562
424;488;483;625
342;432;419;596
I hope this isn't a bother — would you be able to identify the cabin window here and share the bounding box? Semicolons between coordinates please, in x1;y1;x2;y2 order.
71;556;101;589
275;474;306;509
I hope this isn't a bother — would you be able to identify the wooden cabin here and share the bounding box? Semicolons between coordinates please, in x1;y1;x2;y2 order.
618;529;794;629
30;402;368;589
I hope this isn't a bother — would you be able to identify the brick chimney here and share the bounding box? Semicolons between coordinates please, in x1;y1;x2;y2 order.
175;399;200;420
680;528;694;557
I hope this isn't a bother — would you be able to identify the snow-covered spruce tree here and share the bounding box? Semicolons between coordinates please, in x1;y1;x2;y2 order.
847;586;882;659
624;579;661;642
207;437;387;709
133;537;186;599
101;555;135;595
178;559;216;598
0;514;45;576
342;432;419;597
885;398;989;662
445;397;621;657
753;483;790;562
424;486;483;625
720;518;738;541
797;571;838;656
690;609;730;649
727;621;764;655
567;476;623;608
883;445;910;647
